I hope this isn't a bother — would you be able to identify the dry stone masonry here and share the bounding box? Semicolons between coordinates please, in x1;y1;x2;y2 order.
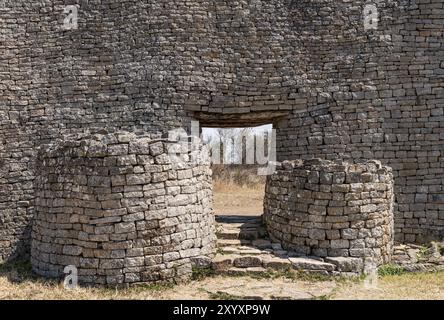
264;159;394;267
275;0;444;244
31;133;215;284
0;0;443;281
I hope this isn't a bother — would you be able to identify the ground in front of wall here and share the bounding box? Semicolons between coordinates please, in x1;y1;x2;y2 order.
213;180;265;216
0;258;444;300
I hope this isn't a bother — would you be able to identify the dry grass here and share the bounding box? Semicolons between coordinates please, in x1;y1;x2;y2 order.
212;165;265;216
0;259;185;300
213;180;265;216
211;165;266;188
333;272;444;300
1;258;444;300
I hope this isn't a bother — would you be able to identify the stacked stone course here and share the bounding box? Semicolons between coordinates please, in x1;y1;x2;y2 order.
31;132;216;284
276;0;444;243
0;0;443;273
264;159;394;266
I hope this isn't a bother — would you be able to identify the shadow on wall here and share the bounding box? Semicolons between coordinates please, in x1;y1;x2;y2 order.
0;224;32;265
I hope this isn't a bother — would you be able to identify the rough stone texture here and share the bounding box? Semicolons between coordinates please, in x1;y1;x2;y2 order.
200;277;336;300
264;159;395;267
215;213;444;275
31;133;216;284
275;0;444;244
214;214;366;274
392;242;444;272
0;0;443;263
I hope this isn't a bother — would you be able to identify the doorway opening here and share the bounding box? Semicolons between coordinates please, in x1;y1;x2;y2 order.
202;124;273;217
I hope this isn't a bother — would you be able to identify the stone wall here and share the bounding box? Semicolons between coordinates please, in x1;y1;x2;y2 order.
0;0;443;263
275;0;444;243
264;159;394;266
380;0;444;243
0;1;36;262
31;133;215;284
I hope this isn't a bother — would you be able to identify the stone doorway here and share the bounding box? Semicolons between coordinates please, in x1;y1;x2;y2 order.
193;108;290;218
201;124;272;218
201;124;283;272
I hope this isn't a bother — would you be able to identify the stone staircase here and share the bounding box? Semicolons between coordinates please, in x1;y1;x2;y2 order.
212;215;363;276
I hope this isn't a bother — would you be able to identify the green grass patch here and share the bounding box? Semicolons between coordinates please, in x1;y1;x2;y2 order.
378;264;406;277
417;245;431;261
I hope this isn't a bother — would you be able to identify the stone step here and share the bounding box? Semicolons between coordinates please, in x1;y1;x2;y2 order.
220;247;264;256
212;255;239;271
212;254;264;271
289;257;335;272
210;253;367;274
251;239;273;250
223;267;268;276
215;215;263;224
217;222;262;229
216;229;241;240
217;239;252;247
211;253;341;273
212;216;366;275
216;229;262;240
262;255;292;270
239;247;270;256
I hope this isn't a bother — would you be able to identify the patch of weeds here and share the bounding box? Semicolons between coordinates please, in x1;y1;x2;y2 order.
417;245;431;260
333;271;366;284
192;267;215;281
356;273;369;283
378;264;406;277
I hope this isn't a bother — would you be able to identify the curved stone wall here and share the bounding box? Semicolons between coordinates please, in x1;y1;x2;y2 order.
264;159;394;266
276;0;444;243
0;0;443;264
31;133;215;284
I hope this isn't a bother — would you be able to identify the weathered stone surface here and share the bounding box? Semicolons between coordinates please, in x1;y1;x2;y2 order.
264;160;394;267
30;134;216;285
212;255;237;272
201;277;336;300
191;256;213;268
289;257;336;272
233;256;263;268
325;257;364;273
262;256;292;270
252;239;272;250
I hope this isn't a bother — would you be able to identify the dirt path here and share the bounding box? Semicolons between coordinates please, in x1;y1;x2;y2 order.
1;271;444;300
213;184;264;216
